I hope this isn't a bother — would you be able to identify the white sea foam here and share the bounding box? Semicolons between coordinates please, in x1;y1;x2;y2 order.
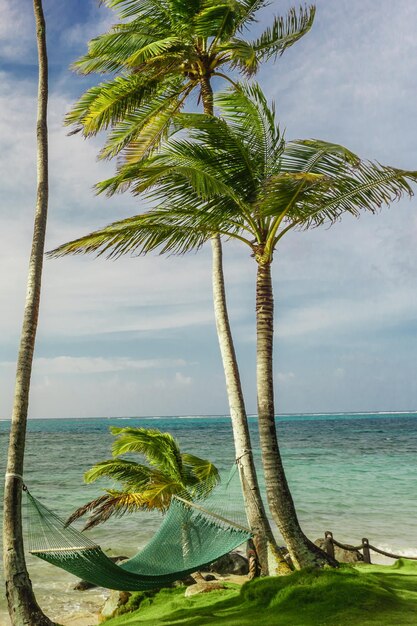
373;544;417;558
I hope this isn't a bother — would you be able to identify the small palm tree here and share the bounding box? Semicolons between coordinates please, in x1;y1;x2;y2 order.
67;427;220;530
51;85;417;567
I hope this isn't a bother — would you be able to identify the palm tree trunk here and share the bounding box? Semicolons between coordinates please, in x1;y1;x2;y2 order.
199;74;290;575
256;260;336;569
211;237;291;574
3;2;57;624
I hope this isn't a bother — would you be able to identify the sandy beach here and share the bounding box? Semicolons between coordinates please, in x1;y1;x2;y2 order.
61;615;99;626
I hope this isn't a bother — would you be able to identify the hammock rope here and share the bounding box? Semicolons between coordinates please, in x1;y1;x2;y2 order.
25;487;251;591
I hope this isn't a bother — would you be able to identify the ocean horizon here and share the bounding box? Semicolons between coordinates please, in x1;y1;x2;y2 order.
2;409;417;421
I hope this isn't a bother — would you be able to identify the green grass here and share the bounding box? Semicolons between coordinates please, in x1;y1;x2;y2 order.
104;559;417;626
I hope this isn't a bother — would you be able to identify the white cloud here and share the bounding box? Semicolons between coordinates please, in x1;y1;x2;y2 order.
174;372;192;386
0;356;187;375
276;371;295;383
277;276;417;340
0;1;34;61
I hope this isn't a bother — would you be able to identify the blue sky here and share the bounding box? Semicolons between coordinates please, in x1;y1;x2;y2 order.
1;0;417;418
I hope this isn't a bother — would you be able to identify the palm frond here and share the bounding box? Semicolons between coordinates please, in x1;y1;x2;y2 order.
291;162;417;230
216;38;259;76
101;0;173;23
215;83;282;176
181;453;220;495
233;0;270;32
175;111;255;169
250;5;316;60
194;2;238;39
169;0;203;22
148;159;241;201
134;481;183;510
73;27;173;75
99;79;191;161
47;210;211;259
280;139;360;175
79;490;158;530
123;36;186;67
256;171;329;220
65;75;160;136
83;458;154;489
95;138;252;207
110;427;184;482
65;494;111;527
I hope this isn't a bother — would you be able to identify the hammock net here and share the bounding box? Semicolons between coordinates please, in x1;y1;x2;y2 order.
25;489;251;591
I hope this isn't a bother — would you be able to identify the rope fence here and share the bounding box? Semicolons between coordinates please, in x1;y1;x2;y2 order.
323;531;417;564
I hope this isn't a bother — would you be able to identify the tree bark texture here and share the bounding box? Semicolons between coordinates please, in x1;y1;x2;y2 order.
3;2;57;624
256;261;336;569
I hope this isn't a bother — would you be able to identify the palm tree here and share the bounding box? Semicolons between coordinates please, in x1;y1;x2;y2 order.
63;0;315;572
66;0;315;154
50;84;417;568
66;426;220;529
3;2;57;625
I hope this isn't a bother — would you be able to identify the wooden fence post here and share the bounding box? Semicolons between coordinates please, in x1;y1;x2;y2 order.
362;538;371;564
324;531;335;560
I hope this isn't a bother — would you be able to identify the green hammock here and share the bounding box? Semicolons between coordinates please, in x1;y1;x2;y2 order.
25;489;252;591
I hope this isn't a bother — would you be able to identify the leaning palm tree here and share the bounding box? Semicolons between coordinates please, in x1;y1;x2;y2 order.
63;0;316;572
50;84;417;568
66;427;220;529
3;2;57;625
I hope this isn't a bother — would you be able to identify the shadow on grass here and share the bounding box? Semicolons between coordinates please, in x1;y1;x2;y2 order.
106;560;417;626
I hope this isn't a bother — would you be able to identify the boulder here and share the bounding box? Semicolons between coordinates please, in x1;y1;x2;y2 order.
99;590;131;622
315;538;364;563
184;581;226;597
209;552;249;575
73;579;96;591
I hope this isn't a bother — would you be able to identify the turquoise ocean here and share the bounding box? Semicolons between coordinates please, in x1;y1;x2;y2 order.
1;412;417;624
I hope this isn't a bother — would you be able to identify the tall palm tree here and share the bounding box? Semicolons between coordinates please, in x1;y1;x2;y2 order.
3;2;57;625
50;84;417;568
66;426;220;530
63;0;316;572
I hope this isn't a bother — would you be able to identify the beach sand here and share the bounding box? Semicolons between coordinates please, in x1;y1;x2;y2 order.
0;588;107;626
0;601;102;626
61;615;99;626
